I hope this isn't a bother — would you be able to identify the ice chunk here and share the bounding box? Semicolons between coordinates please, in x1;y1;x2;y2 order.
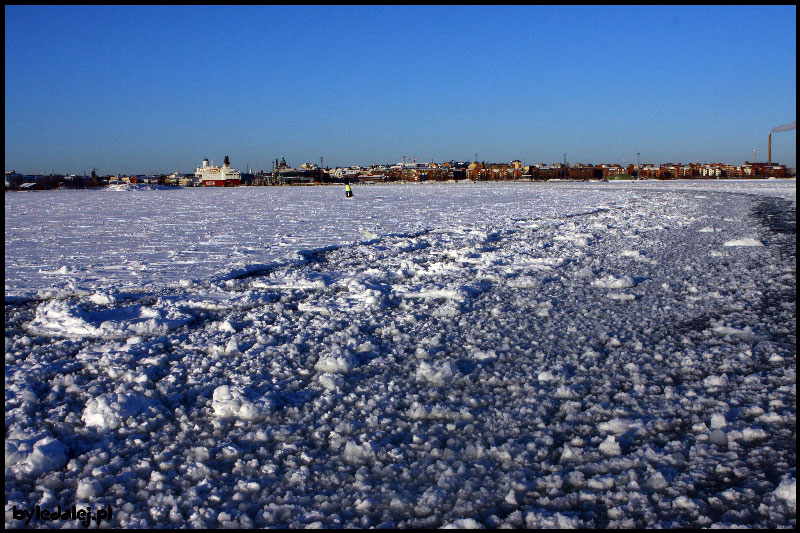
415;360;457;386
76;478;103;500
591;275;636;289
703;374;729;389
773;478;796;512
343;440;375;464
224;338;239;354
711;325;757;340
442;518;484;529
599;435;621;456
471;348;497;361
318;373;344;391
314;353;358;374
537;371;556;382
672;496;698;510
5;441;27;468
645;472;668;493
710;413;727;429
560;444;582;462
730;427;768;443
211;385;273;422
415;486;445;516
524;510;583;528
8;437;67;477
620;249;644;260
407;402;464;421
598;418;643;436
709;429;728;447
554;233;590;247
82;393;153;430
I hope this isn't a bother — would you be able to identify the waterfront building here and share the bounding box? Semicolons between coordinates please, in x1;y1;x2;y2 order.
466;161;523;181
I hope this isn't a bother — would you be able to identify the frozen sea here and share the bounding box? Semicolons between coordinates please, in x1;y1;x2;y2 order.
4;180;796;528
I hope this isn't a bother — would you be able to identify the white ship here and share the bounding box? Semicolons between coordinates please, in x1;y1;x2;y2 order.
195;156;241;187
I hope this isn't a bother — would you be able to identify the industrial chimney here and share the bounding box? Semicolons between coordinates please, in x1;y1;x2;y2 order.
768;133;772;165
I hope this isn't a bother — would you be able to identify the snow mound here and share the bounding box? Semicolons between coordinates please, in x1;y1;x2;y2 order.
106;183;178;191
89;291;117;305
711;325;759;340
591;275;636;289
555;232;591;246
251;271;334;291
28;299;192;339
723;237;764;247
607;292;636;301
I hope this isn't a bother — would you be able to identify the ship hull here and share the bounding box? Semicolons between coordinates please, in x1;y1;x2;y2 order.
202;179;240;187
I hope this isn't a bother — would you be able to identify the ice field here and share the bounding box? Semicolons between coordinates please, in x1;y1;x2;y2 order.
4;180;796;528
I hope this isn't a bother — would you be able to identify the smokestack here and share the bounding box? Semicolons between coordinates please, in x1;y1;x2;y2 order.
768;133;771;165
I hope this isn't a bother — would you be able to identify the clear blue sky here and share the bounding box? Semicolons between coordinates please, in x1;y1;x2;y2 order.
5;5;796;174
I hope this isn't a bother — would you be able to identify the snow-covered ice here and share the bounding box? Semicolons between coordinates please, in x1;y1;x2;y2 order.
5;180;796;528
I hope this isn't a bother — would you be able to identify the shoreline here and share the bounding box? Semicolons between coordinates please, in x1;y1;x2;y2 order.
5;176;797;192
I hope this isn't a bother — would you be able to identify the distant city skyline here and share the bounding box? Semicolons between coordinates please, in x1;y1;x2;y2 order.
5;5;797;174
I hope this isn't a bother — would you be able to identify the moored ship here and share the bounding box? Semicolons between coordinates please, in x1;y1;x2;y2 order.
195;156;241;186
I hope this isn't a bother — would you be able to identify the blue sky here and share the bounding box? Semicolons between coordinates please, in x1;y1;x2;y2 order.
5;5;796;174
